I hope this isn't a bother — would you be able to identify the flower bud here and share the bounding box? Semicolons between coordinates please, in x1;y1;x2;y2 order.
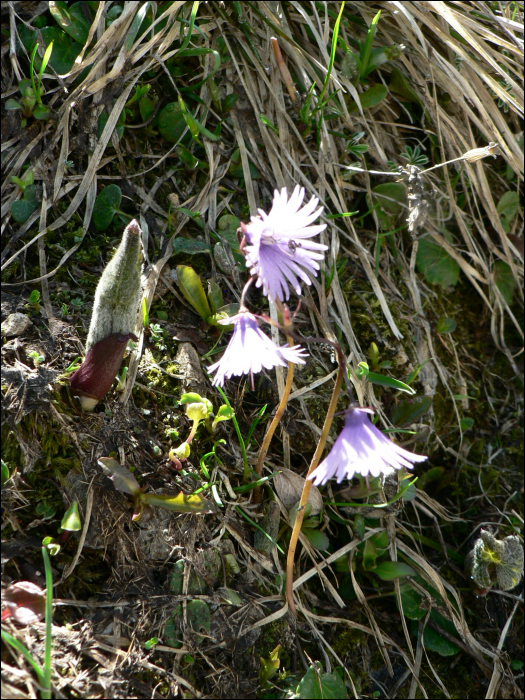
85;219;142;352
70;332;137;411
170;442;191;461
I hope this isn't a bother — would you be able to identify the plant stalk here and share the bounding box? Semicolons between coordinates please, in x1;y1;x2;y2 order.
285;362;345;617
254;334;294;502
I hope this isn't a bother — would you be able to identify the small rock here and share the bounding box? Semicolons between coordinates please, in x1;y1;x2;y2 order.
1;313;32;338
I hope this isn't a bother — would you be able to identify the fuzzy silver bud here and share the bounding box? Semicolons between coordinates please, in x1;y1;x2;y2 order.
85;219;142;352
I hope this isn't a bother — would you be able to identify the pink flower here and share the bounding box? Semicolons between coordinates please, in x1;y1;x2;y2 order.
207;311;307;387
241;185;327;302
308;407;427;485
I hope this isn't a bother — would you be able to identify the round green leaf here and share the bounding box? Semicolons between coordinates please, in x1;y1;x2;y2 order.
496;191;519;222
92;185;122;230
435;316;457;333
303;528;330;551
371;181;406;216
5;99;21;110
416;236;460;288
158;102;188;143
11;199;37;224
33;103;51;120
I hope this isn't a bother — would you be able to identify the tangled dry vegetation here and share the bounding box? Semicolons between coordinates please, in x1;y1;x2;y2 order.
1;2;523;698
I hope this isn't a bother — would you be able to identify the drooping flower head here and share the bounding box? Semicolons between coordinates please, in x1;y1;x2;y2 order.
308;406;427;486
207;310;307;387
241;185;328;302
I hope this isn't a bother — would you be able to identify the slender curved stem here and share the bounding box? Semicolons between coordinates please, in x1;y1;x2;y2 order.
254;334;294;503
285;362;345;617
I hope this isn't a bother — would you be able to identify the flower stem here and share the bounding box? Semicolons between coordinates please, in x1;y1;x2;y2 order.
285;361;345;617
254;346;295;503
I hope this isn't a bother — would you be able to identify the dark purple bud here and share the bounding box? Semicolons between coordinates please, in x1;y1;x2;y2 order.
70;332;137;411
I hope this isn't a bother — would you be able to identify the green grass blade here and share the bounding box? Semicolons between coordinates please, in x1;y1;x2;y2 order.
318;1;345;104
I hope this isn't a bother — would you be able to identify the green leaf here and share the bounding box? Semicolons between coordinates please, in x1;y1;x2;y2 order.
142;297;149;329
221;93;239;113
341;50;360;80
362;538;377;570
493;261;516;305
40;26;82;74
33;103;51;120
303;528;330;551
49;1;91;44
97;457;141;497
355;361;369;378
139;95;156;122
11;198;38;224
348;83;387;113
371;181;406;216
389;67;423;105
374;561;415;581
92;184;122;230
144;637;159;650
296;664;348;699
23;184;38;207
260;645;281;688
496;191;519;223
436;316;457;333
216;405;234;419
176;144;205;170
180;392;207;406
1;459;10;486
366;372;416;395
399;583;427;620
228;149;260;180
411;610;460;656
158;102;188;143
391;396;432;426
416;235;460;288
176;265;211;321
5;99;21;110
143;491;219;514
207;279;223;314
172;238;211;256
187;599;211;640
354;514;365;540
61;500;81;531
460;417;474;431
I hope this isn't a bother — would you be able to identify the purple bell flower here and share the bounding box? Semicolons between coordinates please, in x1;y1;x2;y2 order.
241;185;328;302
308;407;427;485
208;311;307;387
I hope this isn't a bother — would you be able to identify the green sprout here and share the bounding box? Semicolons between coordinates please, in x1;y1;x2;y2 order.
5;42;54;121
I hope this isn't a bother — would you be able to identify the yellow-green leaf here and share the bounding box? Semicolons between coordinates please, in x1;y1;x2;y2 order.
143;491;219;514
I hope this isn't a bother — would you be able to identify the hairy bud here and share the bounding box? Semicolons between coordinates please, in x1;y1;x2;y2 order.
86;219;142;352
69;220;142;410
